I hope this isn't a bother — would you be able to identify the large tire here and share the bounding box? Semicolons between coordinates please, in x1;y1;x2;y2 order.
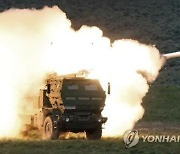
86;126;102;140
42;116;59;140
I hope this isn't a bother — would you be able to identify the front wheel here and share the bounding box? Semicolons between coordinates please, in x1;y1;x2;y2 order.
42;116;59;140
86;126;102;140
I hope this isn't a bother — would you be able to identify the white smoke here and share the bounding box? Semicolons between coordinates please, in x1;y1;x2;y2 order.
0;6;164;137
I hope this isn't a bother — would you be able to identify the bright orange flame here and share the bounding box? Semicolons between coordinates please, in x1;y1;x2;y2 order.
0;6;164;138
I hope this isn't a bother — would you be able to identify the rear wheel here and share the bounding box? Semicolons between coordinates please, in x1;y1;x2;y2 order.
86;126;102;139
42;116;59;140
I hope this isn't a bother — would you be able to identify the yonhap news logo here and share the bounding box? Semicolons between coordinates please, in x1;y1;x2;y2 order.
123;130;139;148
123;129;180;148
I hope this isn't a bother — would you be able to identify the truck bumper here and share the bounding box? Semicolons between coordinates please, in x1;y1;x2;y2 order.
59;115;107;131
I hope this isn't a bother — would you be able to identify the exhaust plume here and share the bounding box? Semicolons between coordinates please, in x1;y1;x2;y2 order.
0;6;170;138
159;51;180;68
163;51;180;60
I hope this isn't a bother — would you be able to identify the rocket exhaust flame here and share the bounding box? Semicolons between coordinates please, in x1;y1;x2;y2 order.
0;6;179;138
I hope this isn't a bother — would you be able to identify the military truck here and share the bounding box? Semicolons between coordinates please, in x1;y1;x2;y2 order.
26;71;108;139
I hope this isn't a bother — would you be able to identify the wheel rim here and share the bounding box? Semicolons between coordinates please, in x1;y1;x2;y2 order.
45;122;52;138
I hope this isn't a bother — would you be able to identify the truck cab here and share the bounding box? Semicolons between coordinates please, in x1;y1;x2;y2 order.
32;72;107;139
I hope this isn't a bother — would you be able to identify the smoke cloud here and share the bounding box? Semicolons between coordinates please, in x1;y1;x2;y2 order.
0;6;164;138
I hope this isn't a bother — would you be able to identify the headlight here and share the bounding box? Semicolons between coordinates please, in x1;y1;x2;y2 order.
98;118;101;122
65;118;70;122
97;117;107;123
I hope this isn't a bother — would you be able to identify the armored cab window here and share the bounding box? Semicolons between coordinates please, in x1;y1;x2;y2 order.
67;85;78;90
85;84;98;91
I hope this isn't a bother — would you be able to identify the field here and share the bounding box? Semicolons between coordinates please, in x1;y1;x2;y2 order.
0;138;179;154
0;0;180;153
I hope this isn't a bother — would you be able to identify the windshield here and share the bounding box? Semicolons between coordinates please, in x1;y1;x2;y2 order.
84;84;98;91
61;79;106;99
62;79;102;92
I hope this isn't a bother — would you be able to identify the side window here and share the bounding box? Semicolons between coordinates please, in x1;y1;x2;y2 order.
67;85;79;90
85;84;98;91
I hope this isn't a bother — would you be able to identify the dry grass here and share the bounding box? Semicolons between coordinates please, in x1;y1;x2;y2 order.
0;137;179;154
